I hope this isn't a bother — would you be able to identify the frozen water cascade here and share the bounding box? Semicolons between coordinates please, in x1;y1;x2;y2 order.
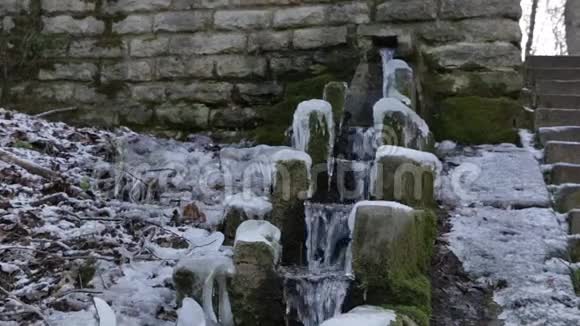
380;48;395;99
305;203;353;271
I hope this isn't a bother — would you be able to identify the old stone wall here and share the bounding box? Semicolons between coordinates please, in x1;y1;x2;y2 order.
0;0;522;143
567;0;580;55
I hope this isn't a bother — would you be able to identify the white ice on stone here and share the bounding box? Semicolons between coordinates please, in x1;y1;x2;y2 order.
176;255;235;326
291;99;335;180
235;220;281;262
177;298;206;326
380;48;395;99
93;297;117;326
383;57;413;106
320;305;397;326
435;140;457;158
224;193;272;220
373;98;430;148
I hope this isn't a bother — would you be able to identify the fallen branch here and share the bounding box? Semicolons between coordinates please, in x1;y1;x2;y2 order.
34;107;78;119
0;149;60;180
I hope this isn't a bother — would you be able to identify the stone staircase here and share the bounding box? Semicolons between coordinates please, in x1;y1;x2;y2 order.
527;55;580;264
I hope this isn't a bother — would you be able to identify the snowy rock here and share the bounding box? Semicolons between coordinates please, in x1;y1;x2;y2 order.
553;184;580;213
231;221;285;326
222;194;273;244
348;201;436;313
320;306;398;326
438;144;551;208
373;98;433;151
383;58;415;108
372;145;441;208
435;140;457;158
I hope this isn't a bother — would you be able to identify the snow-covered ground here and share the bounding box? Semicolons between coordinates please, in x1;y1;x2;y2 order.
439;140;580;325
0;109;277;326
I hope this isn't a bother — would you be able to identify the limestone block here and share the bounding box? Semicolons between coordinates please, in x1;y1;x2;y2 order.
69;39;127;58
427;70;522;98
248;31;292;52
113;15;153;34
327;2;370;24
169;33;247;55
424;42;522;71
570;210;580;262
293;26;348;49
156;56;215;79
440;0;521;20
210;107;259;129
215;10;272;30
214;55;267;78
376;0;437;22
101;60;155;82
236;82;284;104
323;82;348;126
417;18;522;45
153;11;211;32
103;0;171;14
38;63;98;81
350;201;436;315
373;146;440;208
230;220;284;326
0;0;30;14
184;56;216;78
42;0;95;12
167;82;233;104
130;83;167;102
273;6;326;28
42;16;105;35
156;102;210;129
554;185;580;213
130;36;170;57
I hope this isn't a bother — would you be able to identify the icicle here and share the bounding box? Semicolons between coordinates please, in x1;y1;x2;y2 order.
380;48;395;98
384;59;414;106
218;274;234;326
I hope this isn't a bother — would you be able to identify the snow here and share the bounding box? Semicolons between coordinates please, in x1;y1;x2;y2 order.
375;145;441;171
234;220;281;262
372;98;431;147
442;141;580;325
177;298;206;326
438;144;551;208
347;200;413;233
223;193;272;220
291;99;335;179
320;305;397;326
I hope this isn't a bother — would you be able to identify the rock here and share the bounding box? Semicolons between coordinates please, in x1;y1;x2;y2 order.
230;220;284;326
102;0;171;14
373;146;441;208
293;27;348;49
248;31;292;52
376;0;437;22
434;96;520;144
349;202;436;322
167;82;233;104
426;70;522;99
273;6;326;28
215;10;272;30
156;102;210;129
570;210;580;262
439;0;522;20
38;63;98;82
222;194;273;244
210;107;259;129
42;16;105;35
424;42;521;71
373;98;434;152
113;15;153;34
323;82;349;126
345;61;384;127
101;60;155;82
327;2;370;24
214;55;267;78
130;36;170;57
153;11;211;32
169;33;247;55
42;0;95;12
554;185;580;213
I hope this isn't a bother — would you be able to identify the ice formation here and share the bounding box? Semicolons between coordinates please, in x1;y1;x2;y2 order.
384;59;414;106
372;98;430;148
93;297;117;326
177;298;206;326
175;256;235;326
224;193;272;220
320;306;397;326
291;99;335;179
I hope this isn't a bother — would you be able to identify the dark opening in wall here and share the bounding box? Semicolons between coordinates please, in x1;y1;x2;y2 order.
372;36;398;49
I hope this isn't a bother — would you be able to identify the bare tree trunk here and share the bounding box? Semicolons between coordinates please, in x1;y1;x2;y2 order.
526;0;540;57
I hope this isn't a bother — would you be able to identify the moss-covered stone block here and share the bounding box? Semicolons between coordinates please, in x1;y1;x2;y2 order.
350;203;437;320
323;81;348;126
425;71;522;100
555;185;580;214
373;146;440;208
434;96;520;144
270;159;310;265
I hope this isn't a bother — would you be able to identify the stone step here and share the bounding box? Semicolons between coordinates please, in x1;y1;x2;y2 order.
536;94;580;109
539;126;580;145
527;56;580;69
570;210;580;234
554;184;580;213
545;141;580;165
551;164;580;185
535;108;580;128
536;80;580;95
527;68;580;82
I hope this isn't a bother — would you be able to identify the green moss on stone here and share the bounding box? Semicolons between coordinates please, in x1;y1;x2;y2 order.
386;305;429;326
352;208;437;320
571;269;580;296
433;96;520;145
307;112;331;166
